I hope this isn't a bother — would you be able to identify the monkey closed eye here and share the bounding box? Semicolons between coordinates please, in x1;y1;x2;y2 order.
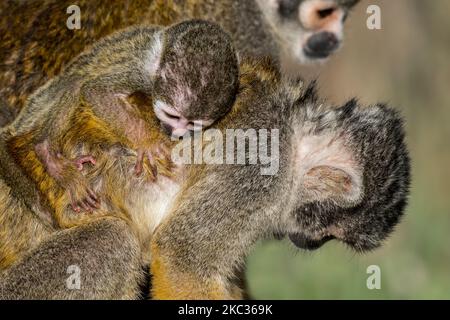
153;100;215;138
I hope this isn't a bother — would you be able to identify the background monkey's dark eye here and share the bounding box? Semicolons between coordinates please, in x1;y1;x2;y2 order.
278;0;301;18
317;7;336;19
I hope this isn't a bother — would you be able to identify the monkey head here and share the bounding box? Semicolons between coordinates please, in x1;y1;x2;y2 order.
152;20;239;138
279;91;410;253
257;0;360;62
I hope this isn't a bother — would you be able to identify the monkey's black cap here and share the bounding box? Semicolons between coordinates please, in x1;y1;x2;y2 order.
154;20;239;122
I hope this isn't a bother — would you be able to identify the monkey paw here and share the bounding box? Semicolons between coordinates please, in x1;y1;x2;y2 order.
134;144;173;181
68;184;100;213
63;155;100;213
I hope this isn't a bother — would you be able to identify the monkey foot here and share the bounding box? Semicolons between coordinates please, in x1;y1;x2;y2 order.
66;155;100;213
70;186;100;213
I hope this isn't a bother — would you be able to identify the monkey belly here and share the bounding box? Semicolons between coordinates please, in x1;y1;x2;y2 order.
126;174;181;264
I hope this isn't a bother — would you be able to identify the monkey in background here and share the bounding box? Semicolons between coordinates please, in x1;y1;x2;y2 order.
0;0;360;125
6;20;238;215
0;57;410;299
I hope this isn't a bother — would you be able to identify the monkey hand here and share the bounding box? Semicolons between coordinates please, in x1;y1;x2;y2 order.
134;143;174;181
56;155;100;213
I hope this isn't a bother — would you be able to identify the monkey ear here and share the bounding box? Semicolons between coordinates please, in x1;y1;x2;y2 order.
302;165;362;206
296;132;363;207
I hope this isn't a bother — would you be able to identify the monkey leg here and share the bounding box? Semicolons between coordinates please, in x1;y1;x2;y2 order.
0;217;144;300
151;245;243;300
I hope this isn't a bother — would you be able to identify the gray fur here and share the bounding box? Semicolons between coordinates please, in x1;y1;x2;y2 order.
0;217;143;299
152;72;410;293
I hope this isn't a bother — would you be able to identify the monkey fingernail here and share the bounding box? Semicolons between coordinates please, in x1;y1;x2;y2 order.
71;204;81;213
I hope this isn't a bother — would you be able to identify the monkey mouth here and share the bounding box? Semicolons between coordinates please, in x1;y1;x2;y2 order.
288;233;335;251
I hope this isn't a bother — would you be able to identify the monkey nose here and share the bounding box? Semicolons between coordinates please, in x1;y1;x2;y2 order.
172;128;189;138
300;0;342;30
304;31;339;59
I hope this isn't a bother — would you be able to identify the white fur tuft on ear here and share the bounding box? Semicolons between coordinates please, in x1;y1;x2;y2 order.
294;130;363;205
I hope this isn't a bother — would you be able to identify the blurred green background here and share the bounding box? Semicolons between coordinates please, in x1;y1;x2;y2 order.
246;0;450;299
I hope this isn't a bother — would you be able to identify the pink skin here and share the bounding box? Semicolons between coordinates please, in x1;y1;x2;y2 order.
35;140;99;213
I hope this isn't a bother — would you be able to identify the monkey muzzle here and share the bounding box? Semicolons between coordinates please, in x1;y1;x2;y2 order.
288;233;335;250
304;31;339;59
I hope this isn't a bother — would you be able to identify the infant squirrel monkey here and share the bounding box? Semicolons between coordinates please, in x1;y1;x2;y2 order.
10;20;238;214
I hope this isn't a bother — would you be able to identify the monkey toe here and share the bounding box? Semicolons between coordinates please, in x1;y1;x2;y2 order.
70;190;100;214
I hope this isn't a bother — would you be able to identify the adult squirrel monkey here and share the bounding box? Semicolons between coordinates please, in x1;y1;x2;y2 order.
0;57;409;299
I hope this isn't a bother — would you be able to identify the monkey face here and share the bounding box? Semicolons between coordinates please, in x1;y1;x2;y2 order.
258;0;359;63
152;20;238;138
280;99;409;253
288;195;407;253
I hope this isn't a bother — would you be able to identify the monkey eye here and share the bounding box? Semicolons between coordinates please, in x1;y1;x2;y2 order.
317;7;336;19
153;100;183;124
163;110;180;120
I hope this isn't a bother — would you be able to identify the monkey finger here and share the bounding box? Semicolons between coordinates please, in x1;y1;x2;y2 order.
85;194;99;209
87;188;99;202
84;187;99;205
79;200;92;213
134;150;145;176
146;151;158;179
69;192;82;213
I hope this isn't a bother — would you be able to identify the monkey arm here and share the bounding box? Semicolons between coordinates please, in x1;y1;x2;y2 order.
81;74;174;179
80;71;154;139
150;166;270;300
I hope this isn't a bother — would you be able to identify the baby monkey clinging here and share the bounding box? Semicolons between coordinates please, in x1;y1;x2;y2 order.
10;20;239;214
